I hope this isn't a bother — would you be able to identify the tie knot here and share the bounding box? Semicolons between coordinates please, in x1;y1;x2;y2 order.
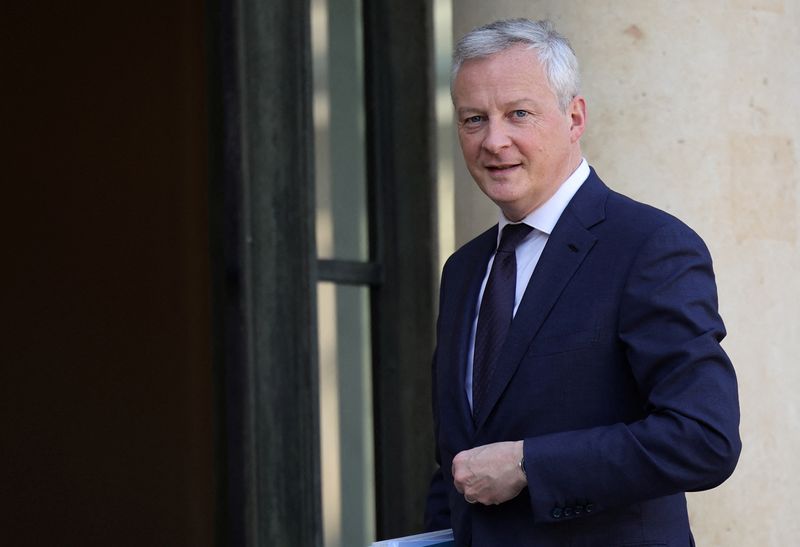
498;223;533;253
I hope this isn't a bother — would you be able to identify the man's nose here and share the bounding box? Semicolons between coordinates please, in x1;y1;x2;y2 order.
482;120;512;154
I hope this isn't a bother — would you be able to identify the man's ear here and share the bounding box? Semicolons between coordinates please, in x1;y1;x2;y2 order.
569;96;587;143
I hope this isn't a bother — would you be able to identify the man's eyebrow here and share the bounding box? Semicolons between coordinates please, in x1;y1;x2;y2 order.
455;99;539;116
505;98;538;108
455;106;482;116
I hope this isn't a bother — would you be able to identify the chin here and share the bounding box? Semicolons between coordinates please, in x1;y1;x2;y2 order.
483;186;524;206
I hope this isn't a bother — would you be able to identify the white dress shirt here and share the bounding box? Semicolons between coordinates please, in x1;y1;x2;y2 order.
465;159;591;408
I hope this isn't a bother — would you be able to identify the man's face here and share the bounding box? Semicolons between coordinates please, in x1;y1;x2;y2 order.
452;45;586;221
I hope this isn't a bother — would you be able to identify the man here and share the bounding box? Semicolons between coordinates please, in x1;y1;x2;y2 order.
424;19;741;546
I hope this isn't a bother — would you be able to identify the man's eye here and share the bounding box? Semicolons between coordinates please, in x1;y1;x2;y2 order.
465;115;483;124
512;110;528;118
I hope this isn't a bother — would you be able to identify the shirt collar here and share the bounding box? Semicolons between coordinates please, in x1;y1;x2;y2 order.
497;158;590;241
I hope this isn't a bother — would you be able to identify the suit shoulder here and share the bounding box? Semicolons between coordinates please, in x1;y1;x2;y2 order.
442;224;496;273
572;169;702;245
603;187;703;244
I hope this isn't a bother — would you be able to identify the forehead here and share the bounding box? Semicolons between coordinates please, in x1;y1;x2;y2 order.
452;45;555;107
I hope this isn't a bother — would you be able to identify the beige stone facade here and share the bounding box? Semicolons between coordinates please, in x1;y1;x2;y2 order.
447;2;800;544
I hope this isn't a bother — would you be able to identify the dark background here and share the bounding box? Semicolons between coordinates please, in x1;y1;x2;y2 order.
3;2;214;545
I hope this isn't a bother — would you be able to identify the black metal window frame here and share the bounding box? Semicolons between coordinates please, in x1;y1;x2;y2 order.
317;259;382;287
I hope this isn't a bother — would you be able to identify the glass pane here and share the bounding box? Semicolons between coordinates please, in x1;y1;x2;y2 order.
317;282;375;547
312;0;374;543
313;0;368;261
434;0;456;267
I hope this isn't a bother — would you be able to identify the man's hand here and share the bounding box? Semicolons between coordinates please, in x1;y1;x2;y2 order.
452;440;527;505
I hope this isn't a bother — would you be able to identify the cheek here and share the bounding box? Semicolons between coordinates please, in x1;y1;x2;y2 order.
520;139;549;161
459;135;482;159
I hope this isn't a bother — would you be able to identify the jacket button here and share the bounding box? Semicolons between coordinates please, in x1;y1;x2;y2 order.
552;507;563;519
585;503;594;513
574;505;583;515
564;507;574;517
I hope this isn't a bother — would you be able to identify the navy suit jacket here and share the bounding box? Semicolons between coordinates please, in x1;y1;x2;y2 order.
425;169;741;547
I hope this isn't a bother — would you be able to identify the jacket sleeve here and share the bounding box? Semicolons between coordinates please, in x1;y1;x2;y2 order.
424;349;452;531
424;267;453;532
523;221;741;523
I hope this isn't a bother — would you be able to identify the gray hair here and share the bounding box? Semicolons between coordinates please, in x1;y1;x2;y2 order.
452;18;581;113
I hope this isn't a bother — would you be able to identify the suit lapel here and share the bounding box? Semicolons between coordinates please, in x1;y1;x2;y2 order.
441;226;498;430
474;171;608;431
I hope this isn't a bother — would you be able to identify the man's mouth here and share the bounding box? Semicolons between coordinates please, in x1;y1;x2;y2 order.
486;163;521;173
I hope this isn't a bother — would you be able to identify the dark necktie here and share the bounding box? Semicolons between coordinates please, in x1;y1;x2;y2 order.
472;223;533;421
